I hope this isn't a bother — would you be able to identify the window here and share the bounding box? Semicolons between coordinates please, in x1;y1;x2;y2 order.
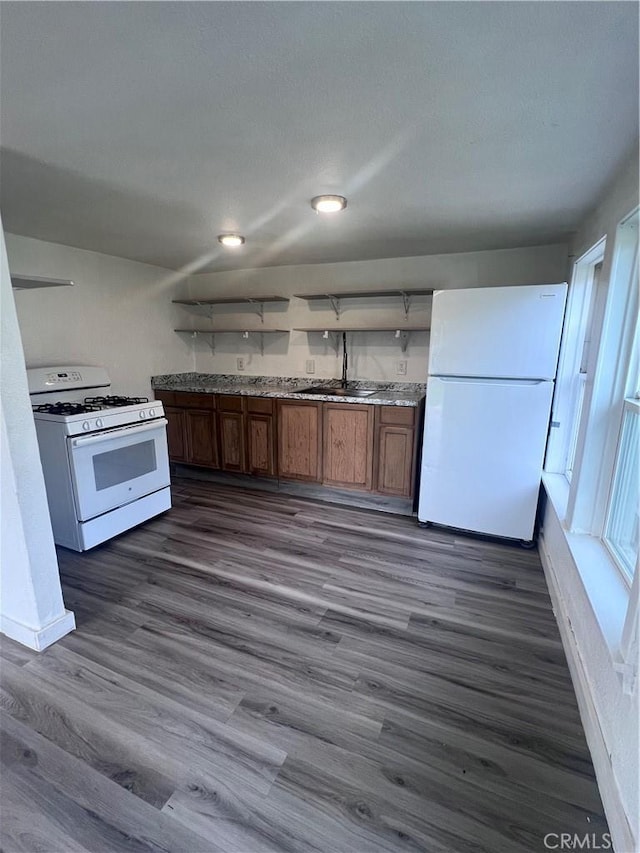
566;262;602;480
546;241;606;480
603;239;639;581
604;398;639;580
561;207;639;582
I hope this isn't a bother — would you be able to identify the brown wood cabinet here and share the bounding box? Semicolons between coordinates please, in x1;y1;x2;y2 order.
373;406;417;498
245;398;276;476
173;391;214;410
154;390;218;468
323;403;374;490
165;407;187;462
185;410;219;468
155;388;421;502
277;400;322;482
218;396;246;472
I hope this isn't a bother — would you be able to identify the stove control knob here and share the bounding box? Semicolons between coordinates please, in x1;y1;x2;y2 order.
139;410;146;419
149;408;156;418
96;418;104;428
82;421;90;431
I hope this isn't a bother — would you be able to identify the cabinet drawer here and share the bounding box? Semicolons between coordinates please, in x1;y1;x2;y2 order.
153;390;175;406
174;391;215;409
218;394;244;412
378;405;415;426
246;396;275;415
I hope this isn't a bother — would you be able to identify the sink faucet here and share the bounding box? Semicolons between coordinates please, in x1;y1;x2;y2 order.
341;331;348;388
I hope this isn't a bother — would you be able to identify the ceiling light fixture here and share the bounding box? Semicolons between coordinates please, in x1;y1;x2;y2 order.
217;234;245;247
311;195;347;214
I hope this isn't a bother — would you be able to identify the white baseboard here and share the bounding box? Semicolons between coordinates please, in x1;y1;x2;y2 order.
0;608;75;651
538;531;636;853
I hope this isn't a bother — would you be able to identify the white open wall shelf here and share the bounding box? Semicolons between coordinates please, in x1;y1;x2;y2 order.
11;275;74;290
293;327;430;353
294;288;433;320
172;289;431;353
174;328;289;355
173;295;289;322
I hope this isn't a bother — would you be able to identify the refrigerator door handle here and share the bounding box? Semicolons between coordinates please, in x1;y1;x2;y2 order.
433;376;547;385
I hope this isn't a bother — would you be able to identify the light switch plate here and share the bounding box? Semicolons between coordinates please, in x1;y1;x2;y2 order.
305;359;315;374
236;357;245;371
397;360;407;375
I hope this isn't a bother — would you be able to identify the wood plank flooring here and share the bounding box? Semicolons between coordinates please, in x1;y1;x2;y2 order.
0;479;609;852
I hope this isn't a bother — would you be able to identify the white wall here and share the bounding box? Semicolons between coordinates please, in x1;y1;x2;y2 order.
183;244;569;382
6;235;567;386
6;234;194;397
539;150;639;852
0;225;75;650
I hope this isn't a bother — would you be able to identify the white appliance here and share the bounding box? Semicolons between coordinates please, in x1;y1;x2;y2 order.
28;366;171;551
418;284;567;543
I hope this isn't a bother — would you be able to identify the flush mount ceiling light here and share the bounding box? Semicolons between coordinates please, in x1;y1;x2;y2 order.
217;234;245;247
311;195;347;214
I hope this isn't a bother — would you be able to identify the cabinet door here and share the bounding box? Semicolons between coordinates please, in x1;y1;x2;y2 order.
219;411;245;472
323;403;374;490
277;401;322;482
246;412;275;476
165;407;187;462
375;425;414;497
185;410;219;468
374;406;417;498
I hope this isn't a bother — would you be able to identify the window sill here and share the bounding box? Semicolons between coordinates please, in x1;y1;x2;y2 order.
541;473;630;659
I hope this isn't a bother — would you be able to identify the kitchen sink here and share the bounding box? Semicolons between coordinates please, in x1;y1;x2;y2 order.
297;386;377;397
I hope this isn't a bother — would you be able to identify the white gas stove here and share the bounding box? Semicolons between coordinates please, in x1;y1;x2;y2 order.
28;365;171;551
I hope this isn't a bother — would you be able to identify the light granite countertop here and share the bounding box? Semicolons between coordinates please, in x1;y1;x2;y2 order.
151;373;426;407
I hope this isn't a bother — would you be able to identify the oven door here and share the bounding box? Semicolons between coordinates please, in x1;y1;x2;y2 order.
67;418;170;521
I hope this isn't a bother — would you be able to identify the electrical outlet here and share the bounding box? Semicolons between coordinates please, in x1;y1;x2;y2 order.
236;357;245;371
305;359;315;374
397;360;407;376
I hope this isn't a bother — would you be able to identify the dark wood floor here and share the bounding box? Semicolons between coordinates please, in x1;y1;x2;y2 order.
1;479;609;852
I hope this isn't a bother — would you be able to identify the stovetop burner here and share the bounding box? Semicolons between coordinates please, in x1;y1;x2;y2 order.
33;396;151;417
84;395;149;408
34;402;103;416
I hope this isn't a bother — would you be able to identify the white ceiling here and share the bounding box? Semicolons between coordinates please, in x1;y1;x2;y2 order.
1;2;638;273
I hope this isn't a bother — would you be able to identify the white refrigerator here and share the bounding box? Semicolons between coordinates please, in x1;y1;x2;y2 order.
418;283;567;543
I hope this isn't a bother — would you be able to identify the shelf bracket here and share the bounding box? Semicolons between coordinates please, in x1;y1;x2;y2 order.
399;290;411;320
247;299;265;322
326;294;341;321
395;329;410;353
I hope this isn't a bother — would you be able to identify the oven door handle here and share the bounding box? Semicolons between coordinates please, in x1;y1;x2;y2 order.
70;418;168;448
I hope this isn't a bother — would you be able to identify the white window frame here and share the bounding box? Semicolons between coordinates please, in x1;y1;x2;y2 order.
542;206;639;698
566;208;639;558
546;238;606;479
603;396;639;581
